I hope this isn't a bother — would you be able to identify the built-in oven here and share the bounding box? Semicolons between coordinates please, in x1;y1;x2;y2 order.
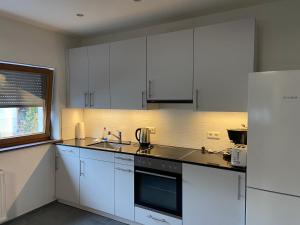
134;156;182;217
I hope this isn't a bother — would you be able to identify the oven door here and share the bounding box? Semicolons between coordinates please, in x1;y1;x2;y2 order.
134;167;182;217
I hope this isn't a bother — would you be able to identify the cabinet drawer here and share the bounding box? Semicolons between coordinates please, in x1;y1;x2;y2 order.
80;148;114;162
135;207;182;225
56;145;79;157
114;153;134;166
115;163;134;173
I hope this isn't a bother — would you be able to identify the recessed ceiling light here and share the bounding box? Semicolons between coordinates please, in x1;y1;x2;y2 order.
76;13;84;17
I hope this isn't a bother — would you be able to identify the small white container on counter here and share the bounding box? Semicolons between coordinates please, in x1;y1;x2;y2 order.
75;122;85;140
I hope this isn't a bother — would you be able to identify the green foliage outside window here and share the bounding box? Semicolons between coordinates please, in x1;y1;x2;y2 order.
17;107;39;135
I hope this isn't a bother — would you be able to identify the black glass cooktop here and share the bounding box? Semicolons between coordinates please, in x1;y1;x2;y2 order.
136;144;195;160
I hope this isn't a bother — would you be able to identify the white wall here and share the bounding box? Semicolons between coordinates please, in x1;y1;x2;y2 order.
0;15;78;222
81;0;300;72
0;145;55;221
0;15;79;139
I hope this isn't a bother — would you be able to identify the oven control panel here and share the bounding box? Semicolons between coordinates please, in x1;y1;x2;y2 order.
135;156;182;174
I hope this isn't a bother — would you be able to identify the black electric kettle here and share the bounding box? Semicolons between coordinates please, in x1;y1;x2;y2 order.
135;128;151;147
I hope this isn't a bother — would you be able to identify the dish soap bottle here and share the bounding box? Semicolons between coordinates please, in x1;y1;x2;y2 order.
102;127;108;142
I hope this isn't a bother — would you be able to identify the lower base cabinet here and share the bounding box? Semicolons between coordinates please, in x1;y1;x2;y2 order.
56;147;246;225
182;164;245;225
135;207;182;225
79;157;115;215
55;146;80;204
114;163;134;221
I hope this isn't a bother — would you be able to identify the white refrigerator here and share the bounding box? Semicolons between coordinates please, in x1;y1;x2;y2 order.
247;70;300;225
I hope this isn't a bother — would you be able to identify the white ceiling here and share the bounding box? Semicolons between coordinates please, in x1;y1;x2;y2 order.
0;0;277;37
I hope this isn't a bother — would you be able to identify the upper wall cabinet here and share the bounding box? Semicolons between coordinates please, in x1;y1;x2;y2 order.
147;29;194;102
110;37;147;109
194;19;255;112
87;44;110;108
68;44;110;108
69;47;89;108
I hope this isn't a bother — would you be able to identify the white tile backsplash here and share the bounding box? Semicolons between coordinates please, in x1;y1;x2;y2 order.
77;108;247;151
61;108;83;140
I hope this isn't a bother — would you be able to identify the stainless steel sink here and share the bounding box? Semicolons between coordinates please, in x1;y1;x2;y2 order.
88;140;131;150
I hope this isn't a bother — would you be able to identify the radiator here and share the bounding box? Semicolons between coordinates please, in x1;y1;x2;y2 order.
0;170;6;222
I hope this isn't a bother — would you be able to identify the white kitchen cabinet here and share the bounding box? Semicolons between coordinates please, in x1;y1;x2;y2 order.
68;47;89;108
55;146;80;204
114;163;134;221
182;164;245;225
194;19;255;112
79;151;114;214
110;37;147;109
247;188;300;225
87;44;110;108
135;207;182;225
68;44;110;108
147;29;193;102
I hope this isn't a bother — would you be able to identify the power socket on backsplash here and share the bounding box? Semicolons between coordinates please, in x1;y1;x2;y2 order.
207;131;220;140
147;127;156;134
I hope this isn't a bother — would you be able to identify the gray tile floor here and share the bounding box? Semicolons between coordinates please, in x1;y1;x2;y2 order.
3;202;127;225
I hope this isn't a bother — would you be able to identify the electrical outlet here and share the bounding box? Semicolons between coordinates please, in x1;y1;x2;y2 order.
207;131;220;140
147;127;156;134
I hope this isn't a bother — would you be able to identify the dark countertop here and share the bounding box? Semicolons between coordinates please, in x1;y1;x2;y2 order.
57;138;246;173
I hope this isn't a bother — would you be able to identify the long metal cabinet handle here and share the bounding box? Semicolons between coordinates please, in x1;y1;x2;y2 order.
84;93;89;107
238;175;242;200
55;156;58;170
90;92;94;107
115;167;133;173
142;91;144;109
115;156;133;161
147;215;168;223
148;80;152;98
135;170;177;180
194;89;199;111
80;160;84;176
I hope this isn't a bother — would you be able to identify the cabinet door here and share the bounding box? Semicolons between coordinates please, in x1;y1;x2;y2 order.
56;154;80;204
147;29;193;102
182;164;245;225
194;19;255;112
69;47;89;108
115;164;134;221
88;44;110;108
80;158;114;214
110;37;147;109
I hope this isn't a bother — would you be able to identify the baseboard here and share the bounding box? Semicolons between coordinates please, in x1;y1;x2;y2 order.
57;199;141;225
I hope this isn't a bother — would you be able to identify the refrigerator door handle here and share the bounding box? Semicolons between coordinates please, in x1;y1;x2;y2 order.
238;175;242;200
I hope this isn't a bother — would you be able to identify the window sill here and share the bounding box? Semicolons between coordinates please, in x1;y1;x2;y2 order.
0;139;61;153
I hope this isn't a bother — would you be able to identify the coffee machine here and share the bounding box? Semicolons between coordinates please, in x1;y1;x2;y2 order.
227;129;247;167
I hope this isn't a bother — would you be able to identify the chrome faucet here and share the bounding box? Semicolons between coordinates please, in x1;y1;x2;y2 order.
108;130;122;144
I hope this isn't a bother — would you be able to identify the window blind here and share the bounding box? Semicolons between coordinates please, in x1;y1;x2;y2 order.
0;71;46;107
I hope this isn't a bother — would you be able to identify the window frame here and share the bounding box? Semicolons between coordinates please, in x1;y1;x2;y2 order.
0;62;53;148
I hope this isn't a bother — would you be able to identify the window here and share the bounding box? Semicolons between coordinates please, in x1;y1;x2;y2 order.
0;62;53;147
